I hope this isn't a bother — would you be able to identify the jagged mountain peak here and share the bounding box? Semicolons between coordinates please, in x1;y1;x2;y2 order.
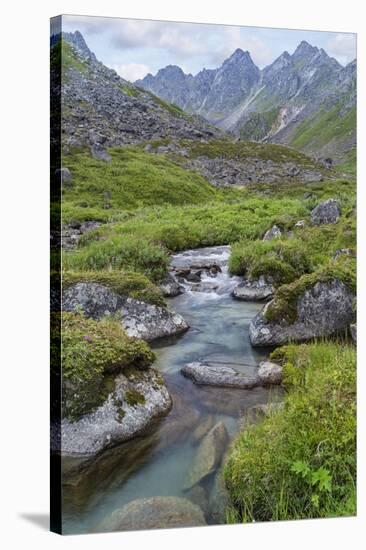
62;30;96;62
293;40;319;58
224;48;255;66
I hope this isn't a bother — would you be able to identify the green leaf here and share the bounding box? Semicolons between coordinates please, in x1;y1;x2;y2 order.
291;460;310;478
311;467;332;492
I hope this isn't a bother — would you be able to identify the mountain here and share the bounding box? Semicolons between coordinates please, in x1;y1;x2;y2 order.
136;41;356;160
50;31;219;151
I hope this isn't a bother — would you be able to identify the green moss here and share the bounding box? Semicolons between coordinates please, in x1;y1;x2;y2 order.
62;270;166;306
125;389;146;407
225;342;356;521
57;312;154;421
117;84;140;97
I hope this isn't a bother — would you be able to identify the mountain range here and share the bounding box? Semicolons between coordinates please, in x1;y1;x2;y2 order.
136;41;356;159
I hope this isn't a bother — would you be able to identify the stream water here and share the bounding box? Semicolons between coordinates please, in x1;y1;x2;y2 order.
62;246;281;534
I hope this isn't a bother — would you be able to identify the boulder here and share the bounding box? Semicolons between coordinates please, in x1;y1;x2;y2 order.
98;496;206;532
257;361;283;385
184;422;229;489
159;272;184;297
90;144;112;162
181;362;260;389
59;368;172;457
185;485;209;518
263;225;282;241
250;279;354;346
79;221;101;234
333;248;354;260
232;277;274;302
62;282;189;341
311;199;341;225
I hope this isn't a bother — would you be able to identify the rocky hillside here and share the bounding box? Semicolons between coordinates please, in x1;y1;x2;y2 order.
50;31;219;151
136;41;356;161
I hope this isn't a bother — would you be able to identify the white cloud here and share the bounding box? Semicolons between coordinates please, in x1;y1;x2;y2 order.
209;27;273;68
327;33;356;64
113;62;151;82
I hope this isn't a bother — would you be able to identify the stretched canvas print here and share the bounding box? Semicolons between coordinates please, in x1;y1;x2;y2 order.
50;14;357;535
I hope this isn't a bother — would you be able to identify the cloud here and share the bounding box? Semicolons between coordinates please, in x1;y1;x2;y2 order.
327;33;356;65
209;27;273;68
112;62;151;82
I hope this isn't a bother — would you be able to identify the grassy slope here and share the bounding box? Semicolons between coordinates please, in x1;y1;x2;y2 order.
289;103;356;157
225;342;356;521
62;147;218;223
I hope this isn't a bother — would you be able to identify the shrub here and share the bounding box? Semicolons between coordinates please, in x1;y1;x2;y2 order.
225;342;356;521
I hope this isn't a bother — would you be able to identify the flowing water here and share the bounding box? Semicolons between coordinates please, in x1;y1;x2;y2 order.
62;246;281;533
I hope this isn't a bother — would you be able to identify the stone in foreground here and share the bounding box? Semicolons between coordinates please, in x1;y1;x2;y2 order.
59;368;172;457
250;279;354;346
181;362;260;388
257;361;283;385
159;272;184;297
184;422;229;489
311;199;341;225
98;496;206;532
232;276;274;302
62;282;189;341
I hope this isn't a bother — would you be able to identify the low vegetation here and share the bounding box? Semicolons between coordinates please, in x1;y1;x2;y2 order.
55;312;154;421
225;342;356;521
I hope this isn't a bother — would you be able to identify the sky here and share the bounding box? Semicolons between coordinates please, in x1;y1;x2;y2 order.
61;15;357;82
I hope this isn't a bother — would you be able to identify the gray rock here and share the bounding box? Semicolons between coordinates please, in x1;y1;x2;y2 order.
185;485;209;518
79;220;101;234
98;496;206;532
58;368;172;457
257;361;283;385
144;143;153;152
192;415;215;444
181;362;260;389
311;199;341;225
159;272;184;297
90;144;112;162
184;422;229;489
263;225;282;241
55;167;72;187
250;279;354;346
350;323;357;343
62;282;189;341
232;277;274;302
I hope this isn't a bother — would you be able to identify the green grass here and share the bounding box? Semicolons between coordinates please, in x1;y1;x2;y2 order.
225;342;356;522
63;196;308;281
61;146;218;223
54;312;154;421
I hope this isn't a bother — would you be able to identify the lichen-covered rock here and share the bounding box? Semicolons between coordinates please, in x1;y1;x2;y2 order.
263;225;282;241
90;144;112;162
184;422;229;489
181;362;260;389
232;277;274;302
311;199;341;225
59;368;172;456
350;323;357;343
250;279;354;346
257;361;283;385
62;282;189;341
97;496;206;532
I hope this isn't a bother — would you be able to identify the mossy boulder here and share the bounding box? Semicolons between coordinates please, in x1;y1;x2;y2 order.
250;277;354;347
57;312;154;421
